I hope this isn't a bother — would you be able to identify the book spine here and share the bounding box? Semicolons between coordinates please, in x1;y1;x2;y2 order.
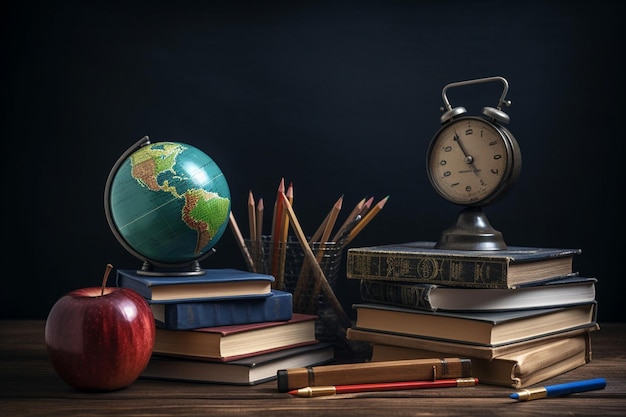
116;272;152;299
158;291;293;330
276;357;471;392
359;280;436;311
347;250;509;288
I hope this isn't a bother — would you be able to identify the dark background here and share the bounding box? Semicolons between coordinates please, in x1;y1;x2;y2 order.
2;1;624;322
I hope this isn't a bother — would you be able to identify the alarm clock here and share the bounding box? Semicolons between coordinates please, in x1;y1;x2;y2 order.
426;76;522;250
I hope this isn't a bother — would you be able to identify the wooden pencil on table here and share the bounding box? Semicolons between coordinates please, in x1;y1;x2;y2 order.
277;356;472;392
289;378;479;397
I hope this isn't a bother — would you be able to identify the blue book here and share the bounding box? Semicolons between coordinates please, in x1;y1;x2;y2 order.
150;290;294;330
116;268;274;302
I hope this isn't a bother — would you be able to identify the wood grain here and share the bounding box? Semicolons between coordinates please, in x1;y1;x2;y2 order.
1;321;624;416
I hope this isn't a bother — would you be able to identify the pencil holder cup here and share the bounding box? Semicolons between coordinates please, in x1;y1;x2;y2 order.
245;235;344;343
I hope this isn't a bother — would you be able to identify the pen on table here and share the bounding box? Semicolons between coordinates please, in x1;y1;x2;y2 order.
288;378;478;398
510;378;606;401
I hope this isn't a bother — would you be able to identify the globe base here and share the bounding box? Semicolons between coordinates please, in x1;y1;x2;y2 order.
136;260;206;277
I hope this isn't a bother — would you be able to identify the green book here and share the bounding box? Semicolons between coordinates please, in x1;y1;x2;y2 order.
347;241;581;289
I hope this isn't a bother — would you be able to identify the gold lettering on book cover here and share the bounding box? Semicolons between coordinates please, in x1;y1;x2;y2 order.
417;258;439;280
475;263;485;282
385;256;410;277
352;255;371;276
449;261;463;281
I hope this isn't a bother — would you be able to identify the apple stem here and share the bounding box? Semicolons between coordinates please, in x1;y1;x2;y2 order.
101;264;114;296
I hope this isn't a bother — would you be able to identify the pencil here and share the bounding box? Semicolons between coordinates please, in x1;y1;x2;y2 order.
319;195;342;246
358;196;374;218
255;197;264;271
228;211;256;272
248;190;257;270
269;178;286;282
248;190;256;241
293;195;342;311
276;182;293;290
256;197;264;241
279;192;351;328
331;196;366;243
305;195;342;312
337;196;373;243
310;194;343;243
289;378;479;397
309;209;331;244
277;357;472;392
344;195;389;246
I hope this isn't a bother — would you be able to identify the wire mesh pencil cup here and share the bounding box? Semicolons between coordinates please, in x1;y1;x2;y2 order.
245;235;344;343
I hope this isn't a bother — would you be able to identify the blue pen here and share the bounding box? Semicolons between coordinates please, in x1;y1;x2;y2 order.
510;378;606;401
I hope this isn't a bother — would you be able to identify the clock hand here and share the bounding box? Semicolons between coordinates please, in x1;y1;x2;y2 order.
453;133;479;173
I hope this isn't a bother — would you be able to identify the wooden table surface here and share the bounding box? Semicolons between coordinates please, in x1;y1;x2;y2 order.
1;320;624;416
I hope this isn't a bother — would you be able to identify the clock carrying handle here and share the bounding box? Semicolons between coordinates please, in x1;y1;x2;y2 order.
440;76;512;124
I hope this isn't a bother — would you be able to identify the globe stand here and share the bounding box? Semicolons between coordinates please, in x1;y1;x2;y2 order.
137;259;207;277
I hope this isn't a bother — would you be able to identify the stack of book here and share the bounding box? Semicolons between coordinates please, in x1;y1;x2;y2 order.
344;241;599;388
116;268;335;385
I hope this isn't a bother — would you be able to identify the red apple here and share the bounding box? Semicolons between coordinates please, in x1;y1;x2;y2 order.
45;284;155;392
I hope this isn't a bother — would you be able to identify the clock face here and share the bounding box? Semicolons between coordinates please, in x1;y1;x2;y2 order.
427;116;519;206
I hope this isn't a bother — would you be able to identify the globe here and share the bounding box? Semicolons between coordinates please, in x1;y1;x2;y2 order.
104;137;231;271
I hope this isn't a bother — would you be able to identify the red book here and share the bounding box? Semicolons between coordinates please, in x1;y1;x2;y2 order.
153;313;318;362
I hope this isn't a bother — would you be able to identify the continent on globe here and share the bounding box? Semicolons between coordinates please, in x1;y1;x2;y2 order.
106;140;231;268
